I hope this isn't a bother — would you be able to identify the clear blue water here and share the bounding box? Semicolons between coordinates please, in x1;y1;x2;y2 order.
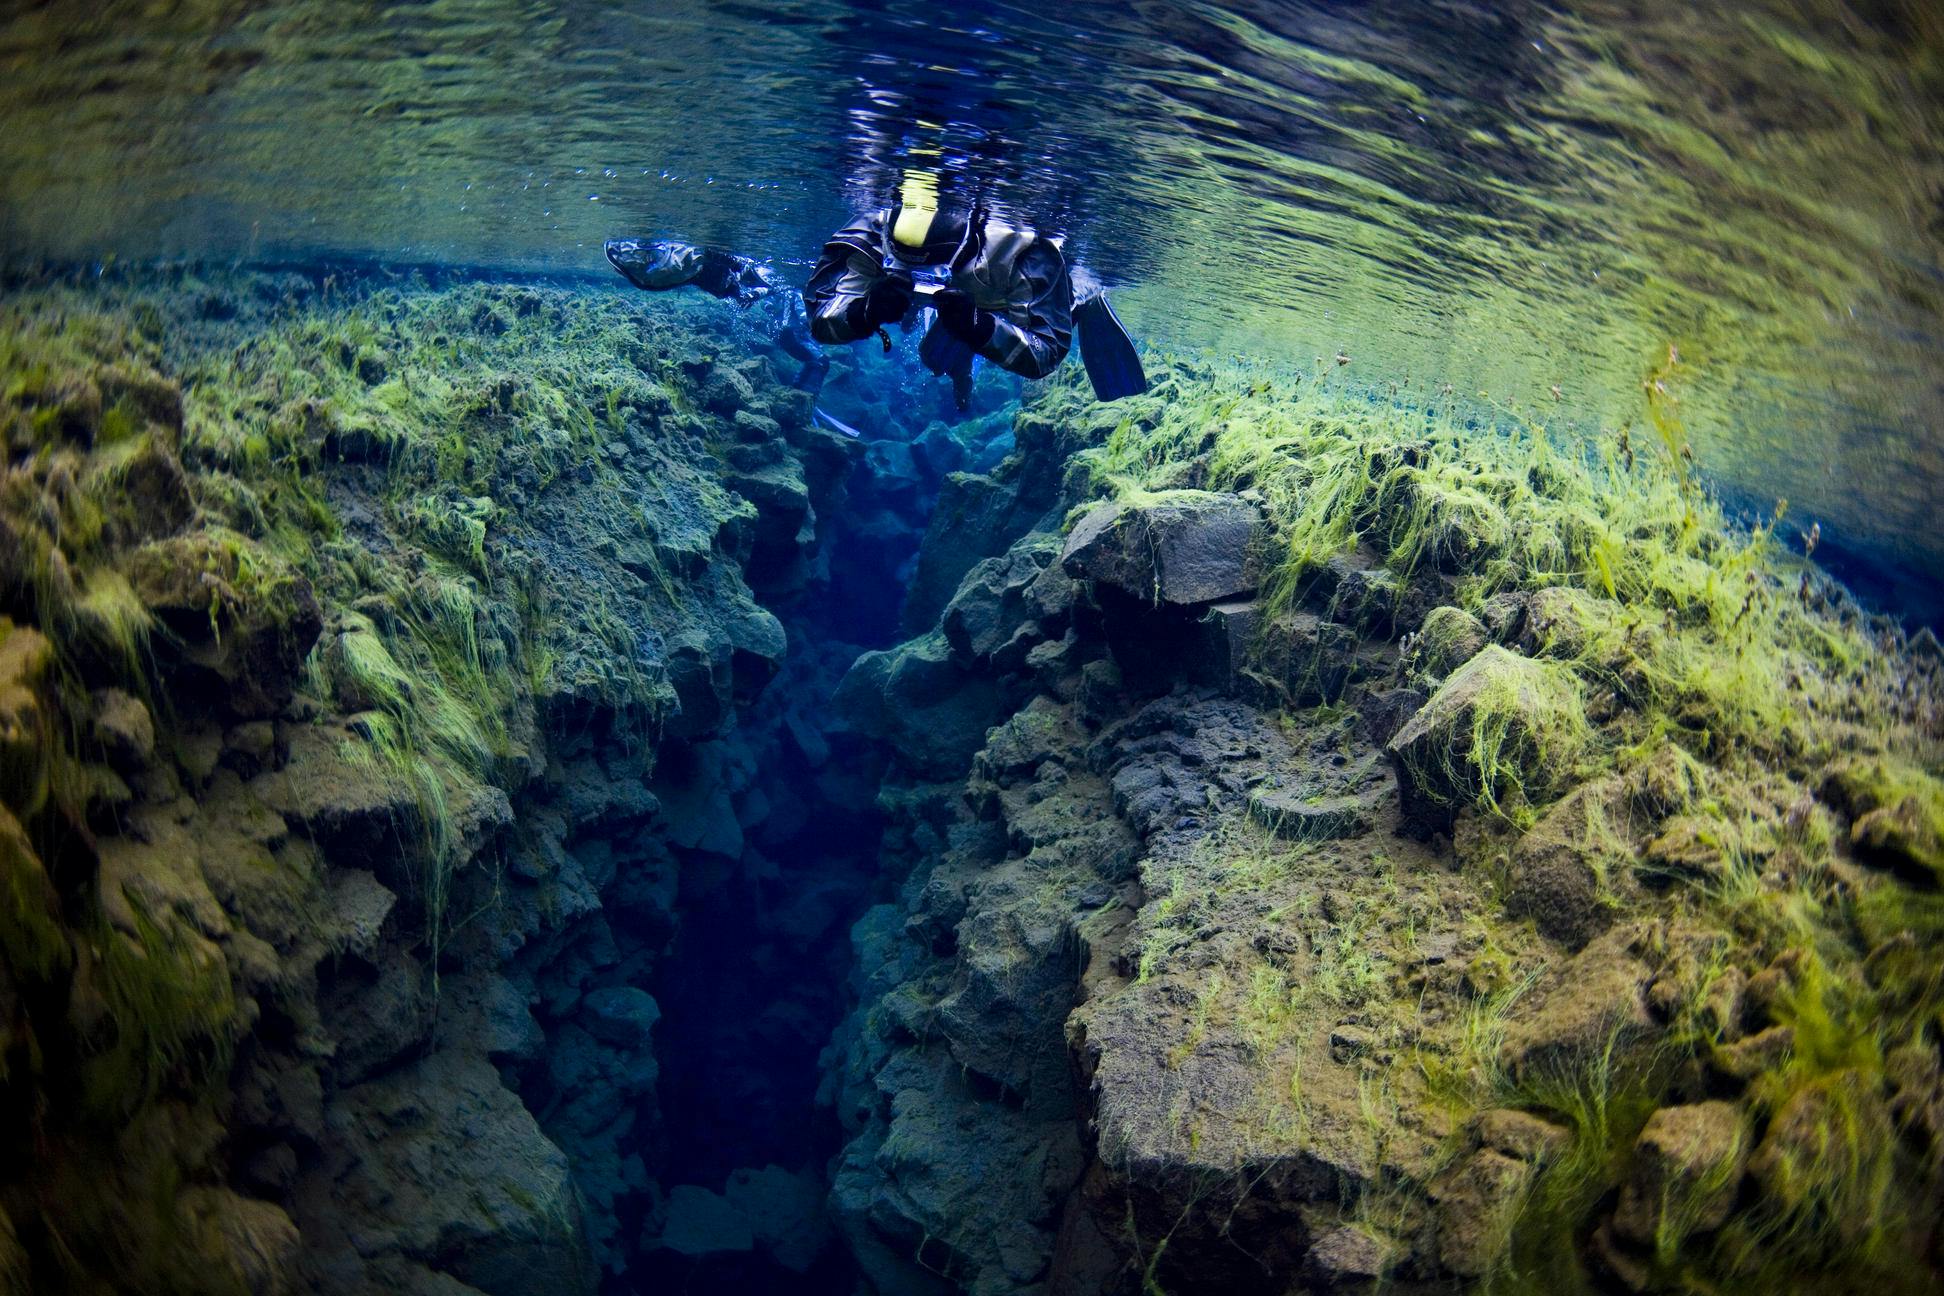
3;1;1941;587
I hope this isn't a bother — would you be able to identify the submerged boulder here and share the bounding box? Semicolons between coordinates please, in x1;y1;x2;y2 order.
1821;757;1944;884
1060;490;1260;606
1388;645;1588;833
940;534;1073;667
123;529;322;717
1505;776;1633;948
1609;1101;1747;1249
1410;605;1487;681
1499;925;1655;1081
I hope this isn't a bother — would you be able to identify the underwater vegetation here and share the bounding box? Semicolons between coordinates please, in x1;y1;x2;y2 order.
0;259;1938;1296
829;354;1943;1294
0;263;898;1293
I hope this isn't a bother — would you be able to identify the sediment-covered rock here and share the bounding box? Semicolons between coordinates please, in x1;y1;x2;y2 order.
1060;490;1260;606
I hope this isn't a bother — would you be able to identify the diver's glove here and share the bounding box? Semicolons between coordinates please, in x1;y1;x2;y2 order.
846;278;913;335
933;289;996;348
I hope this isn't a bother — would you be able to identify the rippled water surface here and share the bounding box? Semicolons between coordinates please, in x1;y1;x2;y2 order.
3;0;1940;581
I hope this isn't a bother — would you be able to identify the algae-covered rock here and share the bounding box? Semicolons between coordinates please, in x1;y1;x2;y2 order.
1249;609;1361;705
1389;644;1589;832
123;530;321;716
177;1185;301;1296
1389;471;1510;573
1822;757;1944;883
1506;776;1633;948
1745;1071;1894;1254
0;622;55;816
1500;925;1654;1080
1611;1101;1746;1248
1411;604;1487;680
89;686;155;771
1060;490;1260;605
1430;1147;1532;1276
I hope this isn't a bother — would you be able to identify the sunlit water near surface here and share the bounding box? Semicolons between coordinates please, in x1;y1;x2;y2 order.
2;0;1940;597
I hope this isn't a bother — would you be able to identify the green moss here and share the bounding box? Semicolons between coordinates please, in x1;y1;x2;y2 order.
80;905;237;1123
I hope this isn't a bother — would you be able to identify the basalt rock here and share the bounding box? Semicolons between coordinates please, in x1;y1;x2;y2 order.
1060;490;1260;606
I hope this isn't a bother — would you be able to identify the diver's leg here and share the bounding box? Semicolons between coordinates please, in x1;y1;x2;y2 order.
950;354;974;414
794;352;830;396
775;297;830;395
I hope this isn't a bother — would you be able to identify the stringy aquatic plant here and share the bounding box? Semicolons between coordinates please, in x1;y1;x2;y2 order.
1042;350;1941;1291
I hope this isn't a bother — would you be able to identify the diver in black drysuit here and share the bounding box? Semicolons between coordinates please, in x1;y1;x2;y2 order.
604;238;831;400
803;192;1146;411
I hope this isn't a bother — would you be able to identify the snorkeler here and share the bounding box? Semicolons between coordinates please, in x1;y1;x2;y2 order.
603;238;862;436
803;174;1147;411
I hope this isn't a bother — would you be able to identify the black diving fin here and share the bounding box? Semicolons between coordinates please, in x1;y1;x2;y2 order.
1074;291;1148;401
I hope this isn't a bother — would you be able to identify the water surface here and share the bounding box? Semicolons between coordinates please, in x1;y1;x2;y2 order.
2;0;1939;581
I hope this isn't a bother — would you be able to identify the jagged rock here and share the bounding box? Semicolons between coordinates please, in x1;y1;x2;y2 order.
1477;590;1531;643
90;687;155;771
1314;548;1400;634
940;535;1071;667
1060;490;1259;605
1251;609;1360;704
1506;776;1631;949
1306;1223;1391;1283
911;421;968;480
1357;687;1423;748
904;470;1053;634
1430;1147;1531;1276
1629;741;1708;818
328;948;433;1084
482;977;545;1065
1473;1109;1570;1164
100;432;195;542
1611;1101;1747;1247
977;694;1069;783
835;631;1013;780
579;986;660;1049
177;1186;301;1296
1249;784;1379;841
0;624;55;816
309;1050;588;1296
1746;1071;1892;1254
1710;1024;1794;1086
123;529;322;716
325;869;397;963
1822;757;1944;883
1500;925;1654;1081
1412;605;1487;680
1388;645;1587;835
1192;599;1258;693
1076;658;1123;726
221;719;278;779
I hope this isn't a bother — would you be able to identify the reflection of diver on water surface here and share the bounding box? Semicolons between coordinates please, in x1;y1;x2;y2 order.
804;174;1148;411
603;238;866;438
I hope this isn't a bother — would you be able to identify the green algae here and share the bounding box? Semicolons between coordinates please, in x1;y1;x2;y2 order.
0;264;827;1292
1036;348;1943;1290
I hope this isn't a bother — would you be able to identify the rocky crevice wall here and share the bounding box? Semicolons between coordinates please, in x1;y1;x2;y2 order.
0;266;990;1296
821;376;1944;1296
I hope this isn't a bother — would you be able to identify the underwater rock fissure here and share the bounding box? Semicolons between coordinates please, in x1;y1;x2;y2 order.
1;261;1940;1296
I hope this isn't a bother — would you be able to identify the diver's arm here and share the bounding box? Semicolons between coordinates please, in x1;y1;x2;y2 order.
806;214;910;343
977;233;1073;380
